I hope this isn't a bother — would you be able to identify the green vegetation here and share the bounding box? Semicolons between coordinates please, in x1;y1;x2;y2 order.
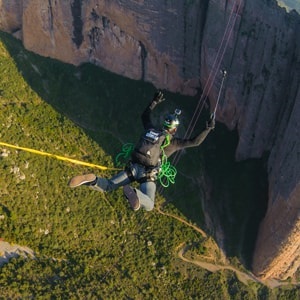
0;31;299;298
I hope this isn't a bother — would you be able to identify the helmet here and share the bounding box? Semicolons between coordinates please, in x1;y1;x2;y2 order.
163;109;181;130
163;114;179;129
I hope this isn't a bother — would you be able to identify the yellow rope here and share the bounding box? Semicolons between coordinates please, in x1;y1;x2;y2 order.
0;141;122;171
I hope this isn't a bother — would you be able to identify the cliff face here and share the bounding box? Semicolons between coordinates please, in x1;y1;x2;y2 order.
0;0;209;95
0;0;299;280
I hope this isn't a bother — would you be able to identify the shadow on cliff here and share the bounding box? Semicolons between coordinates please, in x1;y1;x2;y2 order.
203;124;269;268
0;31;269;269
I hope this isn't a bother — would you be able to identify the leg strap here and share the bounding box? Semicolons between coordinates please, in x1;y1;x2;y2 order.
125;165;135;183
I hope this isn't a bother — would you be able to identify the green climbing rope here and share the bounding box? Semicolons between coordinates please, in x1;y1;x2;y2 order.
115;143;134;167
158;151;177;188
158;134;177;188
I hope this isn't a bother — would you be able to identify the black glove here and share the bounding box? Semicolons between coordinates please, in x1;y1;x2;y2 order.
152;91;165;104
206;116;215;130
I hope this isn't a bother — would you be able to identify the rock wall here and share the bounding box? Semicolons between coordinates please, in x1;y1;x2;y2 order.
0;0;299;280
0;0;209;95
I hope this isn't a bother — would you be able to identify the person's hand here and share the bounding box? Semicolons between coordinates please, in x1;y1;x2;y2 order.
152;91;165;104
206;115;215;129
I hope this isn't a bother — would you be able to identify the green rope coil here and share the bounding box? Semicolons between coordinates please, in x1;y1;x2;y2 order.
158;149;177;188
115;143;134;167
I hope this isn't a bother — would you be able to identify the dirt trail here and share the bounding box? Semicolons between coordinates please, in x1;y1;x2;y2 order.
156;206;207;237
177;243;260;285
177;243;300;288
155;207;299;289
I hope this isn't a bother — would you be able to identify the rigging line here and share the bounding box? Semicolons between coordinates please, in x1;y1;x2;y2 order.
187;15;236;137
187;0;241;136
186;1;240;136
182;0;239;141
177;0;239;146
171;0;242;167
213;70;227;116
193;0;243;121
172;1;241;166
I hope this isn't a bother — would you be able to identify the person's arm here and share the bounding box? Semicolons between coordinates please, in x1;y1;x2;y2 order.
165;118;215;156
141;91;165;129
188;126;212;146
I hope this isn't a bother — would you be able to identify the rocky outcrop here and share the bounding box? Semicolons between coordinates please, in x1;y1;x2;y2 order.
0;0;299;280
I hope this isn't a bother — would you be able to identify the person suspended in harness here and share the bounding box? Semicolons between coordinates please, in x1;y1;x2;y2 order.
68;91;215;211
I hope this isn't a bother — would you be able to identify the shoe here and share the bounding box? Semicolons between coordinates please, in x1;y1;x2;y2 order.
68;174;97;188
123;185;140;211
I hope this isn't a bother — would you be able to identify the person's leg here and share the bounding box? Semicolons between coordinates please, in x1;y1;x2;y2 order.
68;165;155;211
135;181;156;211
123;164;156;211
125;164;156;211
124;181;155;212
123;185;141;211
68;171;131;192
124;183;155;211
90;170;132;192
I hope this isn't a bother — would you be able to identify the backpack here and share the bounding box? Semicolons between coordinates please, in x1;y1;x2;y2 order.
131;128;167;167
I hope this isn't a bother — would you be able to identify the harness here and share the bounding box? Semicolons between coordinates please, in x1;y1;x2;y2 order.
116;130;177;187
131;128;168;168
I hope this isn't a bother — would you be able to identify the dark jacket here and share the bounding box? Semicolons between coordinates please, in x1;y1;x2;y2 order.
141;101;212;158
